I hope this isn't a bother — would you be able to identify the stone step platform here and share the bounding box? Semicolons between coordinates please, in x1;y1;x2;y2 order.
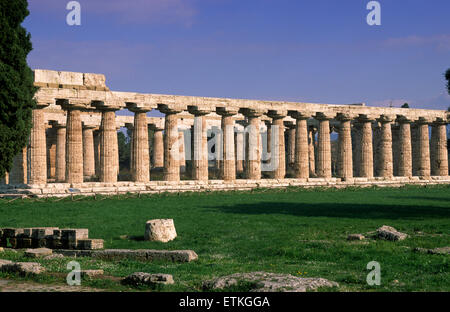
54;249;198;263
1;177;449;198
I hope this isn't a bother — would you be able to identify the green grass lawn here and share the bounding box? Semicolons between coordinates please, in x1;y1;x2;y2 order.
0;185;449;292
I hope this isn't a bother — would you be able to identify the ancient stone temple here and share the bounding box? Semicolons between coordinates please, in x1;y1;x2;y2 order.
1;69;449;197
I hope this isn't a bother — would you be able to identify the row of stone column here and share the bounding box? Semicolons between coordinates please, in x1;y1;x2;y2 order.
8;105;449;186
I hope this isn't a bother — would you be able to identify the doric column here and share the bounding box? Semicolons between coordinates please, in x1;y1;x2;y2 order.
267;110;287;179
28;105;48;184
151;126;164;169
284;121;296;169
127;104;151;182
416;117;431;177
376;115;394;178
336;113;354;180
308;126;317;177
187;108;209;181
242;109;263;180
391;124;400;176
235;124;245;175
179;130;186;172
430;119;448;176
396;116;412;178
355;116;374;178
315;113;333;179
93;100;124;183
82;124;96;180
159;105;182;182
46;126;57;180
217;107;239;181
289;112;310;179
57;99;91;184
9;147;27;184
411;124;419;176
263;120;272;164
125;122;135;176
54;124;67;182
93;129;101;177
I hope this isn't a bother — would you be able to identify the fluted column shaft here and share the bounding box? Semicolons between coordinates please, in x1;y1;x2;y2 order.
82;126;96;179
152;129;164;168
293;118;309;179
46;127;57;179
235;130;245;174
99;110;118;183
359;121;374;178
28;109;47;184
221;115;236;181
55;126;66;182
377;118;393;178
416;121;431;177
308;127;316;176
65;109;83;184
431;122;448;176
93;130;101;177
163;112;180;181
286;124;296;168
337;118;353;179
316;118;332;178
246;115;262;179
271;117;285;179
192;115;208;181
397;120;412;177
131;111;150;182
179;131;186;170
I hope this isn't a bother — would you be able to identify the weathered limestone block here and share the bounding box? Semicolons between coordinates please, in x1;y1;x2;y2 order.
80;269;104;278
145;219;177;243
77;239;104;250
122;272;174;287
376;225;408;241
24;248;53;258
1;262;46;275
83;73;108;90
347;234;365;241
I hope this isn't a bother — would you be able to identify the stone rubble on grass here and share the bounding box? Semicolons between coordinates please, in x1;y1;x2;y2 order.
0;262;45;275
376;225;408;241
43;254;65;260
347;234;365;241
0;247;3;252
144;219;177;243
0;259;13;269
24;248;53;258
203;272;339;292
414;246;450;255
121;272;174;287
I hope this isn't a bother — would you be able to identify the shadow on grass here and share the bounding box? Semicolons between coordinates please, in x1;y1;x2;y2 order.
205;202;450;220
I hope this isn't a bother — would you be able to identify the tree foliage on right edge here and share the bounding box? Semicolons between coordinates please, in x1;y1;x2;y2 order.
446;68;450;95
0;0;37;178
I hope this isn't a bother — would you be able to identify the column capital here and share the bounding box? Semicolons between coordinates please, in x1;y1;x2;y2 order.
35;97;53;108
267;110;288;119
92;99;124;111
336;113;357;122
126;102;152;113
240;108;265;118
216;107;239;116
396;115;413;124
284;121;295;129
82;123;97;130
377;114;396;123
314;112;336;121
289;111;313;120
149;124;164;131
158;104;182;115
57;98;92;110
188;106;212;116
415;116;433;125
432;117;448;125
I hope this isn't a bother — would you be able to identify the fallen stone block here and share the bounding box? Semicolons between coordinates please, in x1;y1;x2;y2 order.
376;225;408;241
44;254;65;260
80;269;104;278
53;249;198;263
347;234;365;241
203;272;339;292
0;247;3;252
1;262;45;275
122;272;174;287
414;247;450;255
2;228;24;238
24;248;53;258
61;229;89;241
145;219;177;243
77;239;104;250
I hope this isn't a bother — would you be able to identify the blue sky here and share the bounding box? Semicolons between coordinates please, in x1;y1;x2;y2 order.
25;0;450;112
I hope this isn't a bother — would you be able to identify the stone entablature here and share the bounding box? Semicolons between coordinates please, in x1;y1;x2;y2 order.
1;69;449;195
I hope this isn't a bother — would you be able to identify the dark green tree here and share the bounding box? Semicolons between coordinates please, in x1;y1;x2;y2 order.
401;103;409;108
0;0;37;178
